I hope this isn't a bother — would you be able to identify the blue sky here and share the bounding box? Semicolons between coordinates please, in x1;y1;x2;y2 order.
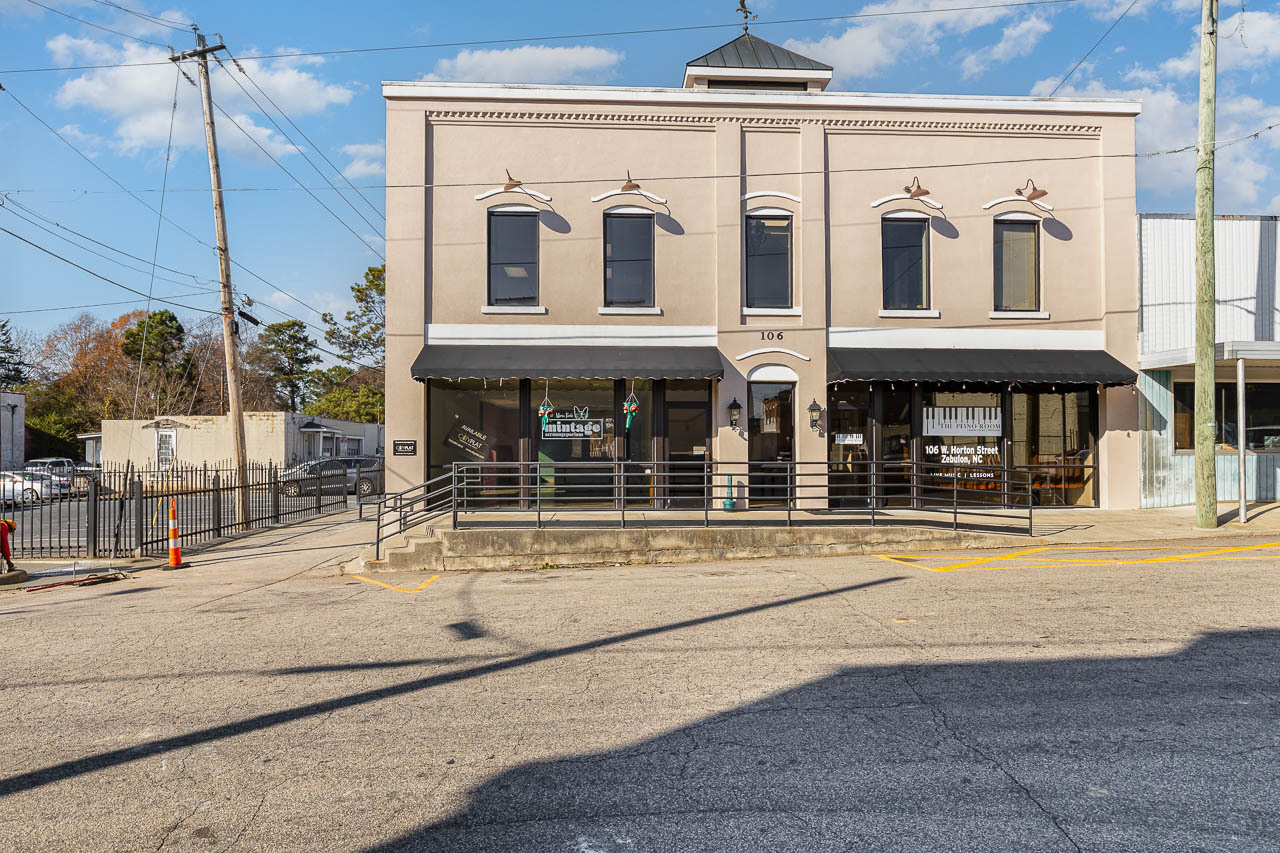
1;0;1276;338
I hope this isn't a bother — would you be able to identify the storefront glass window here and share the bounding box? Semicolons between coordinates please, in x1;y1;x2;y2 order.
828;384;871;507
1011;390;1094;506
1174;382;1280;451
428;379;522;503
922;390;1003;505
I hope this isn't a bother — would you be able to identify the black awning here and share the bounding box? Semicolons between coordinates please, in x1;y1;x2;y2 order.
829;349;1136;386
411;345;724;381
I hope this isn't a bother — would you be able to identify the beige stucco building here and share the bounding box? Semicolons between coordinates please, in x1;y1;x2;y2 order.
101;412;384;470
383;33;1141;510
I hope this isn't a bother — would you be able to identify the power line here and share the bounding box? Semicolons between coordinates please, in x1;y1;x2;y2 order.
0;201;219;295
223;47;385;225
1048;0;1143;96
21;0;170;47
0;80;372;342
0;225;219;314
203;81;386;260
213;52;385;236
8;119;1278;200
83;0;193;31
0;297;215;316
0;0;1079;74
0;194;220;289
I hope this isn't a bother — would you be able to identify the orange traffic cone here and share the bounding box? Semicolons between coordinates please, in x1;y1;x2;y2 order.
166;498;188;569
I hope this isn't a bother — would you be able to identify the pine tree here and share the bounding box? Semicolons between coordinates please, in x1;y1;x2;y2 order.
0;319;30;389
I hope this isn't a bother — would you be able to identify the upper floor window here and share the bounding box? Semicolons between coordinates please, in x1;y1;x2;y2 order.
881;214;929;310
604;211;654;307
993;216;1040;312
745;211;792;309
488;210;539;306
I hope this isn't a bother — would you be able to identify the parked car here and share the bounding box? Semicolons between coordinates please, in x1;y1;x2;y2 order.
2;470;72;503
25;457;77;477
279;456;384;498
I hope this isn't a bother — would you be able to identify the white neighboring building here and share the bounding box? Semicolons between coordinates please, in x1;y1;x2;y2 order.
1;391;24;471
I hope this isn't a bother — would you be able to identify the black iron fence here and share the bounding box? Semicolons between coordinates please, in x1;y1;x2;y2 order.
373;460;1040;558
5;463;349;560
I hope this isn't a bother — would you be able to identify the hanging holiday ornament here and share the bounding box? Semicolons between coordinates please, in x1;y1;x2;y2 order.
538;381;555;429
622;386;640;431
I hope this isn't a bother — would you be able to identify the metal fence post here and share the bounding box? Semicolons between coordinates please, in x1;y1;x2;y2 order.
212;473;222;536
786;462;794;527
86;476;99;559
952;470;959;531
703;462;710;528
132;478;144;557
535;463;542;529
271;478;280;524
314;470;323;515
619;461;626;529
450;464;459;529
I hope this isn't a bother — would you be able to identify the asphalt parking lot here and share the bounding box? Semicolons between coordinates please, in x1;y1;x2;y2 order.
1;516;1277;851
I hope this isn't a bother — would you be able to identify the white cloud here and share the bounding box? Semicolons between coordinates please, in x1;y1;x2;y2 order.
1156;11;1280;77
422;45;623;84
46;35;353;162
961;15;1052;78
341;142;385;180
1033;75;1280;212
56;123;108;155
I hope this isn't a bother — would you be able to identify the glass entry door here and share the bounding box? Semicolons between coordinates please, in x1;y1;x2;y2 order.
748;382;794;505
828;385;871;507
666;404;710;507
880;388;913;506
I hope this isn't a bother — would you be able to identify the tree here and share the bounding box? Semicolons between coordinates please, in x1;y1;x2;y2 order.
0;320;30;389
122;309;186;369
322;264;385;366
305;365;384;424
120;310;193;417
245;320;320;412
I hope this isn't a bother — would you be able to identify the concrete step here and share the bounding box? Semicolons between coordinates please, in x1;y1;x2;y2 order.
356;521;1041;573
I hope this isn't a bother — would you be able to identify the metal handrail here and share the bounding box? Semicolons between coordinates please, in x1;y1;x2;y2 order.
372;471;455;559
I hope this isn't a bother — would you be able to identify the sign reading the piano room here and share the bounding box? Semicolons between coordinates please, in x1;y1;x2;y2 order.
922;406;1002;437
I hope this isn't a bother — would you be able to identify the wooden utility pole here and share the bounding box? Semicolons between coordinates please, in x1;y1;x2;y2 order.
172;30;249;524
1193;0;1218;529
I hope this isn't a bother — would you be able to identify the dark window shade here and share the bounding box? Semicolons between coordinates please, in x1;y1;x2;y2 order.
604;214;654;307
746;215;792;308
882;219;929;310
993;220;1039;311
488;212;539;305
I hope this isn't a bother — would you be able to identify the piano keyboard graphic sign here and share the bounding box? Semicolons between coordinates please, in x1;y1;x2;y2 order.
922;406;1002;437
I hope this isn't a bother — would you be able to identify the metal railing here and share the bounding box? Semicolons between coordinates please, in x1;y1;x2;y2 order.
5;463;350;560
372;459;1038;557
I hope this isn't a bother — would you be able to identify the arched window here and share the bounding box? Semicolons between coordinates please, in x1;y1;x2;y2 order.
881;211;930;310
487;205;539;307
745;208;793;309
603;207;654;308
993;212;1040;312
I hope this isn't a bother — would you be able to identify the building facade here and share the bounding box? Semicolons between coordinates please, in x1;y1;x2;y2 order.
1138;214;1280;506
100;412;384;470
384;35;1141;509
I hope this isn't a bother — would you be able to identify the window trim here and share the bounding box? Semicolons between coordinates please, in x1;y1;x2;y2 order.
880;211;931;311
744;209;794;310
992;214;1041;313
486;207;540;307
154;428;176;469
602;209;656;308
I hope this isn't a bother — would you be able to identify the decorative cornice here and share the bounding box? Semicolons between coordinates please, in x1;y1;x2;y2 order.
426;110;1102;137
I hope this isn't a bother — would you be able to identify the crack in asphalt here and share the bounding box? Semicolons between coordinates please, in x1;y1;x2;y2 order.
898;667;1082;853
154;800;204;851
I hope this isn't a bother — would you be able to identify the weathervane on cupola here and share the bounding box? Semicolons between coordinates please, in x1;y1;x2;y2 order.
737;1;757;32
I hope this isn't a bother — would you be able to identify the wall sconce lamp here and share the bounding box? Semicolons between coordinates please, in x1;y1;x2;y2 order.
904;176;930;199
503;169;522;192
1016;179;1048;202
727;397;742;429
621;171;641;192
808;398;823;430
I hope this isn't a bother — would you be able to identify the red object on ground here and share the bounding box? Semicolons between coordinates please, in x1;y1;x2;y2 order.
1;520;11;565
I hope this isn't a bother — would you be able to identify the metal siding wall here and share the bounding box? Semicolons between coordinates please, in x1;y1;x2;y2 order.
1138;370;1175;507
1139;215;1280;355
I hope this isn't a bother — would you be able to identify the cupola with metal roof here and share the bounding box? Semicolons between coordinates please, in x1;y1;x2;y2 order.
683;32;833;91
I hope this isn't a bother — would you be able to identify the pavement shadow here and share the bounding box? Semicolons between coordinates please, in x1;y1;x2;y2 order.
0;576;905;798
367;629;1280;852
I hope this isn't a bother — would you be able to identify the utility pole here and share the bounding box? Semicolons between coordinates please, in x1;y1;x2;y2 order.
1193;0;1218;529
172;30;249;525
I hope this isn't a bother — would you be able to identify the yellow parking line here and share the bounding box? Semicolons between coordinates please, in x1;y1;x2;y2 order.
354;574;441;594
934;547;1049;571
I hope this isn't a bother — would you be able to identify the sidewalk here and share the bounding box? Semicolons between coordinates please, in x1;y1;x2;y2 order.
3;510;374;595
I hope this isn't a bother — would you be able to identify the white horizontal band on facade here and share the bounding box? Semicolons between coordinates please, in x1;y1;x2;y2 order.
734;347;812;362
427;323;717;347
381;82;1143;116
474;186;553;202
828;327;1106;350
1139;340;1280;369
